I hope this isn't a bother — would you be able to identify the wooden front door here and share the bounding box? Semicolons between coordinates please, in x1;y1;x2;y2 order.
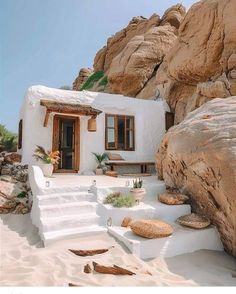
52;115;80;172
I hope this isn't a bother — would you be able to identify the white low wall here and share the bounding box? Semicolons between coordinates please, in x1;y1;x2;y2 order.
19;86;169;172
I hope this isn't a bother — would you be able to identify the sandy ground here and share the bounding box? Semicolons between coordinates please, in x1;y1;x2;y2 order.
0;214;235;287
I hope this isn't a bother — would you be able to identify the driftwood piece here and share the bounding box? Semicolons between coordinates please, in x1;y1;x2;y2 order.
92;261;135;275
68;283;82;287
69;246;114;257
84;263;92;273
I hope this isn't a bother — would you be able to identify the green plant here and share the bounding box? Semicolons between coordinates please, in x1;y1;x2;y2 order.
133;178;143;189
103;192;135;208
92;152;108;168
80;71;104;90
112;194;135;208
98;75;108;87
17;191;27;198
103;192;121;204
33;145;60;164
0;124;17;152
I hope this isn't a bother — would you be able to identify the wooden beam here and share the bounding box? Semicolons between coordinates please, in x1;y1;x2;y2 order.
43;109;51;127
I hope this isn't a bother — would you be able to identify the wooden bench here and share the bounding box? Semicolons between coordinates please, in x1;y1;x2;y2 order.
105;161;155;174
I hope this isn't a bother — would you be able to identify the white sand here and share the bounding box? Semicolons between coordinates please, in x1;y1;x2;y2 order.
0;214;235;287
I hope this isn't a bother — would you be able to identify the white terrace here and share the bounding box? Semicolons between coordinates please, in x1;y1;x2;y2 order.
29;166;223;259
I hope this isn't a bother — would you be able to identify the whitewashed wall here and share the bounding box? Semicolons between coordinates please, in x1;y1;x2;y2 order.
19;86;169;173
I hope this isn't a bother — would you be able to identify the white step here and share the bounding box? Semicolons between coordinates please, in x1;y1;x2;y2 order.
40;213;100;232
36;191;95;205
98;201;191;226
108;224;223;259
39;201;98;218
43;225;107;246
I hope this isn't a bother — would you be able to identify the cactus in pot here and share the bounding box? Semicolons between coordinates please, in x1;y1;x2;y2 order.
130;178;146;204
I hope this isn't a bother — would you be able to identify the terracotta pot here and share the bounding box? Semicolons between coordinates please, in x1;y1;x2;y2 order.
130;188;146;203
95;168;103;175
39;163;54;177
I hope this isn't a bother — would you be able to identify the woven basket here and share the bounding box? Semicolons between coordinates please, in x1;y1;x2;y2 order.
130;219;174;239
177;213;211;229
121;217;133;227
159;193;189;205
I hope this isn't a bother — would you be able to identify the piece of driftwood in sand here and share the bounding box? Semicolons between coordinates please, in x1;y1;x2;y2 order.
84;264;92;274
92;262;135;275
68;283;82;287
69;246;114;257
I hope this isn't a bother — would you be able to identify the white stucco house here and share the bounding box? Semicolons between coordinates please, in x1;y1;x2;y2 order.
18;85;170;174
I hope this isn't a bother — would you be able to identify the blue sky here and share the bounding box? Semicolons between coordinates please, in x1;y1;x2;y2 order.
0;0;196;132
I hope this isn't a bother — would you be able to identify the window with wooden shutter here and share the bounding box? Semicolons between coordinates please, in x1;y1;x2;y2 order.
105;114;135;151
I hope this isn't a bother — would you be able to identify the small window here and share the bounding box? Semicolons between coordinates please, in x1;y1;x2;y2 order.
18;119;23;149
105;114;135;151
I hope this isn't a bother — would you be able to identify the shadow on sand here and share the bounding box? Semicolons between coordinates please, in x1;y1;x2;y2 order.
0;213;43;248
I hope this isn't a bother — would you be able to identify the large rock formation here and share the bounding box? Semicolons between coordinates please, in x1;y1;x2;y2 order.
73;4;186;96
163;0;236;122
73;0;236;124
156;97;236;256
108;25;177;97
72;68;93;90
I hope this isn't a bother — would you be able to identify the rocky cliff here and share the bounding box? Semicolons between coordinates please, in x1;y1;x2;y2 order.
72;4;186;99
73;0;236;123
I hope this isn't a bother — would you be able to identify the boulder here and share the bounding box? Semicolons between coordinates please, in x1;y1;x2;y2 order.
160;3;186;29
94;14;161;72
72;68;93;90
165;0;236;122
108;25;177;97
0;198;17;213
156;97;236;256
130;219;173;238
0;180;26;199
4;152;22;164
159;192;189;205
177;213;211;229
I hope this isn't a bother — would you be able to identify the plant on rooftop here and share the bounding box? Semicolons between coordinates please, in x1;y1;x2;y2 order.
80;71;104;90
98;75;108;88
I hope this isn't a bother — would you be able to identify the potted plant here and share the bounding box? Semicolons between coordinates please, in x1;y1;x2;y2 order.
130;178;146;204
33;145;60;177
92;152;108;175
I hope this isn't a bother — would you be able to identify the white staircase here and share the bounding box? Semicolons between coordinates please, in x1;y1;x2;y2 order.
31;190;107;246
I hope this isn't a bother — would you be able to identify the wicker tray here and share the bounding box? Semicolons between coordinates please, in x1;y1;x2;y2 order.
177;213;211;229
130;219;174;239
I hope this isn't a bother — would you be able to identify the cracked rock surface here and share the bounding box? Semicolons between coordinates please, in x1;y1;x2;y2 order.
156;97;236;256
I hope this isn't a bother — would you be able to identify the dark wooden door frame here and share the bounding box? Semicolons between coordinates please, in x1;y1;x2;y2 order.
52;114;80;173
